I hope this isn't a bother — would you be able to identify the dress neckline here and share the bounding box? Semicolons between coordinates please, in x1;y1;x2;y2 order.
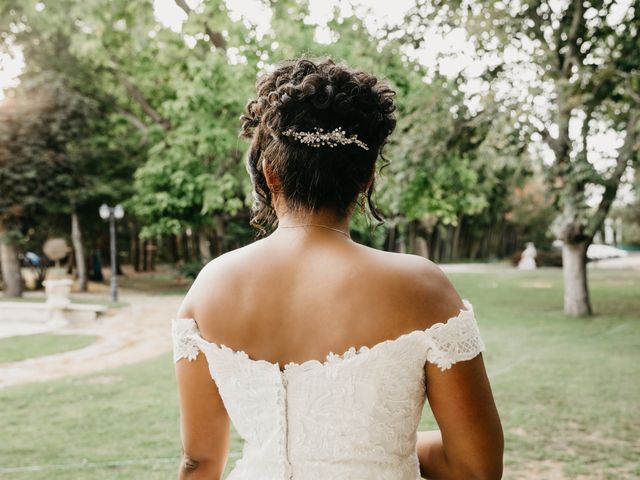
173;299;474;374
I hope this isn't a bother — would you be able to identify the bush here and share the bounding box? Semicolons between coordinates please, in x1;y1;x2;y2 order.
177;262;205;280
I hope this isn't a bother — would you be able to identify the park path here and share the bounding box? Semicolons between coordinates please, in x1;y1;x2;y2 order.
0;291;182;389
438;252;640;272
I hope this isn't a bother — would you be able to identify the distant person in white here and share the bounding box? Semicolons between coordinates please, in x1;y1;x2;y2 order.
518;242;537;270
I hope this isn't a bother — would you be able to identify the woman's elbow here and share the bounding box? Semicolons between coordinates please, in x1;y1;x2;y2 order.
468;463;503;480
451;440;504;480
457;450;504;480
469;425;504;479
451;461;502;480
178;452;222;480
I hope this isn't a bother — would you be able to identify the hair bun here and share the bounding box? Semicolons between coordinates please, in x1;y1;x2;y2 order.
241;58;396;148
240;57;396;238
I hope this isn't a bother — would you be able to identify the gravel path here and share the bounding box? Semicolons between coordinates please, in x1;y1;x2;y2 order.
0;292;182;389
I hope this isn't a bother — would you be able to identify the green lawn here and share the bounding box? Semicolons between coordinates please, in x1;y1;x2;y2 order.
0;334;99;363
118;273;191;295
0;268;638;479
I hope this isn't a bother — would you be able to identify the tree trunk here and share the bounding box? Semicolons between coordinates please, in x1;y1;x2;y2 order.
146;242;155;271
427;229;436;261
432;228;441;263
169;235;178;264
398;235;407;253
387;224;397;252
182;233;190;263
442;225;453;262
407;220;417;254
0;236;23;297
198;231;212;263
129;221;140;272
451;216;463;260
215;215;226;255
562;241;592;316
138;237;145;271
416;236;429;258
71;211;88;292
175;234;184;264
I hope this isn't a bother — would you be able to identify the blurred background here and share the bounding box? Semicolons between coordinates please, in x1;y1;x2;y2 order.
0;1;638;479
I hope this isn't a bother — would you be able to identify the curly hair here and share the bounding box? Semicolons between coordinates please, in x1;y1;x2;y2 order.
240;57;396;237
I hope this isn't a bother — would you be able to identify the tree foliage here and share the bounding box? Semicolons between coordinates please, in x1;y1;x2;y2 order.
2;0;635;284
396;0;639;314
0;74;95;237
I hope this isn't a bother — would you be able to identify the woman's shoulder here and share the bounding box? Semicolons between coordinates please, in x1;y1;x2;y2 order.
350;245;467;330
177;241;465;336
357;245;456;291
174;246;254;320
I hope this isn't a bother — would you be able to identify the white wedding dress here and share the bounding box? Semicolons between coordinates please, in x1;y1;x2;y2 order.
172;299;485;480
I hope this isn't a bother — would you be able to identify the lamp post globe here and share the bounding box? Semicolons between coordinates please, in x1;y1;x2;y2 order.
99;204;110;220
99;204;124;303
114;204;125;220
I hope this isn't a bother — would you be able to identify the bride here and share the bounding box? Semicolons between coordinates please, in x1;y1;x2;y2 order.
172;57;503;479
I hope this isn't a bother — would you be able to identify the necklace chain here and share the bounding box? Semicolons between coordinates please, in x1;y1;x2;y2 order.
277;223;351;238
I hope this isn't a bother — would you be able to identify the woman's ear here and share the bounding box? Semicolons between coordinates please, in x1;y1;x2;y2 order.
262;158;280;193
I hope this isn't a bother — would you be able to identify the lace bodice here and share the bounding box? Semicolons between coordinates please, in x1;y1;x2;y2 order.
172;299;485;480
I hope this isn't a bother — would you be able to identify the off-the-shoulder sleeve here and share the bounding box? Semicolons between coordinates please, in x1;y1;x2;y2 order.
424;299;486;371
172;318;202;363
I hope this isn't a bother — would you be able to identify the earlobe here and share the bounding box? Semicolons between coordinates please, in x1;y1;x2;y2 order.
262;159;272;188
263;159;280;193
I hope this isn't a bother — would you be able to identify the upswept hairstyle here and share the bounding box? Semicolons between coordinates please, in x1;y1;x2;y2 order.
240;57;396;237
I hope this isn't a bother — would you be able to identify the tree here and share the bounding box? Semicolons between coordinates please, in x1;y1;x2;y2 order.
1;0;157;283
379;74;493;253
1;0;581;273
264;1;513;251
400;0;640;315
127;52;250;250
0;75;94;296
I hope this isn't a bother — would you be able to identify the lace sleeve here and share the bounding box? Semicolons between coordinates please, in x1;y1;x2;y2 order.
172;318;202;363
424;300;486;371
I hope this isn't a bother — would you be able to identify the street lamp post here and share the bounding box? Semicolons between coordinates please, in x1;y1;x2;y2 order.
99;204;124;302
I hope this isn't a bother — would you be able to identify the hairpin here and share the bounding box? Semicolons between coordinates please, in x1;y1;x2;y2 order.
282;127;369;151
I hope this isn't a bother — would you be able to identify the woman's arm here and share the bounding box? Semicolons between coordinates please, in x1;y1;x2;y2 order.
417;430;448;477
417;354;503;479
175;349;230;479
174;290;230;479
412;261;504;480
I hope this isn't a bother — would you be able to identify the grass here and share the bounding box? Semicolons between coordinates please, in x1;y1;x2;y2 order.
0;334;99;363
0;268;638;479
435;269;640;479
118;273;191;295
0;297;48;303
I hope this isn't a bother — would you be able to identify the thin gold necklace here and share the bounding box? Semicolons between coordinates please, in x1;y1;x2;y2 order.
277;223;351;238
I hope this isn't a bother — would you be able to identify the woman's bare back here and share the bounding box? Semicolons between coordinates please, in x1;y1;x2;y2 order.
177;230;463;370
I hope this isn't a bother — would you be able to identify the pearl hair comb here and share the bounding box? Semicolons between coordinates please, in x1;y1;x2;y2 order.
282;127;369;151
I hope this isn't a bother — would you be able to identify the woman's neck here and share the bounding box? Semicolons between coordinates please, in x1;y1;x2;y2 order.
274;208;352;238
